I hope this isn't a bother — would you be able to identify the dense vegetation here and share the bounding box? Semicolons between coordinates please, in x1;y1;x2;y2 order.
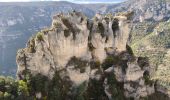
0;72;120;100
0;76;29;100
150;30;170;48
130;20;170;93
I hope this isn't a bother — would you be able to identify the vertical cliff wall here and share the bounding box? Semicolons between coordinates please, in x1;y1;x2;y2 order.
16;12;131;77
16;12;156;99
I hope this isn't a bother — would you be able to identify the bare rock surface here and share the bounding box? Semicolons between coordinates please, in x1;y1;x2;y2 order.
16;12;156;99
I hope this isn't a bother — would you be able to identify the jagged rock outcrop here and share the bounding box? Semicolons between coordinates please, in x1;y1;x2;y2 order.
16;11;131;78
16;11;155;99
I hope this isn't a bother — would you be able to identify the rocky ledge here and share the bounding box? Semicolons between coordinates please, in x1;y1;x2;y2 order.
15;11;168;100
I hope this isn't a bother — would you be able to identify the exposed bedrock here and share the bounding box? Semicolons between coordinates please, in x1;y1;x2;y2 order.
16;11;159;99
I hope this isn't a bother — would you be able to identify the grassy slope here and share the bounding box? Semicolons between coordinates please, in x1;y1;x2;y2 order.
130;20;170;91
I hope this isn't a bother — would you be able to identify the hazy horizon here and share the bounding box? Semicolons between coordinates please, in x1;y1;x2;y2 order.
0;0;126;4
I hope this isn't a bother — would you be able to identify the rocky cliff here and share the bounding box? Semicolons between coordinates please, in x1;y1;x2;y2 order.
3;0;170;76
128;0;170;22
15;12;163;100
16;11;132;77
108;0;170;22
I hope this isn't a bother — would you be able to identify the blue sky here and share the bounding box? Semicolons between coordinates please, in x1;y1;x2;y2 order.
0;0;126;3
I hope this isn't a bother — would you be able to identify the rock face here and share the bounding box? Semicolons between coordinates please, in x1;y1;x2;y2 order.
16;12;155;99
108;0;170;22
16;12;131;77
128;0;168;21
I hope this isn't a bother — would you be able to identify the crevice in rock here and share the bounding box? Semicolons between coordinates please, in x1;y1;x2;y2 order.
61;17;77;40
98;22;105;38
112;18;119;37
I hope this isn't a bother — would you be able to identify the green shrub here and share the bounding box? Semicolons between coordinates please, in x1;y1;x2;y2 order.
30;74;49;94
0;77;5;87
137;57;149;69
84;78;108;99
107;73;125;100
0;91;3;99
61;17;78;40
88;42;95;51
3;92;12;100
141;91;170;100
73;82;87;100
126;11;134;20
53;22;62;28
112;18;119;36
62;18;72;29
150;33;170;48
67;56;88;73
90;60;101;69
0;76;21;99
143;71;153;86
126;45;134;55
102;55;120;70
64;29;70;37
17;80;29;97
48;71;73;100
28;37;35;53
36;32;44;41
98;22;105;37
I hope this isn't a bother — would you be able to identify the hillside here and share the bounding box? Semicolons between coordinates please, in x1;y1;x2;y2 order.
130;20;170;96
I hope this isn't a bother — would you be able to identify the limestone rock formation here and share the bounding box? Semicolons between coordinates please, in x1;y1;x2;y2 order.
16;11;155;99
16;11;131;78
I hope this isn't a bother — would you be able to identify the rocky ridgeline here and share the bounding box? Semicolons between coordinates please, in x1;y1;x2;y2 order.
109;0;170;22
15;11;158;99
